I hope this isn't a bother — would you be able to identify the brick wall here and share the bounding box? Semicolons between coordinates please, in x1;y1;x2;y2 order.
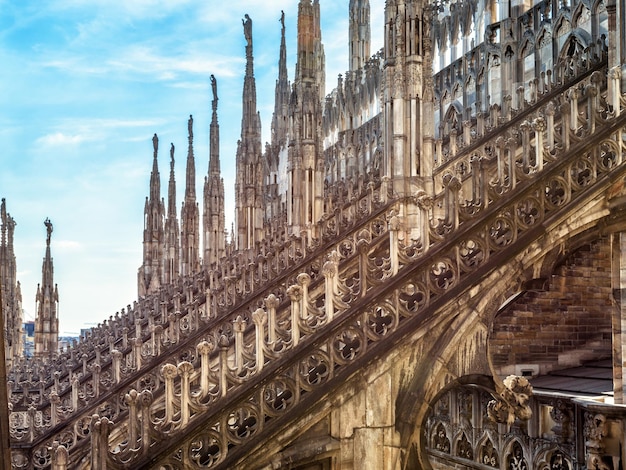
489;237;613;373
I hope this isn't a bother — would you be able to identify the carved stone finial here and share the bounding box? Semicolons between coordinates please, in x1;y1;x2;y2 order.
532;116;546;132
252;308;267;326
161;363;178;380
140;389;153;407
286;284;303;301
265;294;280;309
322;251;340;278
297;272;312;287
233;315;247;332
177;361;194;376
196;340;215;356
124;389;139;405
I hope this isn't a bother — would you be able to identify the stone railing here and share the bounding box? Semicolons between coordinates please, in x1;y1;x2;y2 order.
7;172;384;413
7;175;396;469
434;54;614;172
426;382;626;469
64;69;626;469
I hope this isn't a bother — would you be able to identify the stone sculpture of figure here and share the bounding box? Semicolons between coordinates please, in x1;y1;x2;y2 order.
44;218;53;245
210;75;218;103
243;14;252;46
152;133;158;154
188;115;193;139
280;10;285;31
170;143;175;161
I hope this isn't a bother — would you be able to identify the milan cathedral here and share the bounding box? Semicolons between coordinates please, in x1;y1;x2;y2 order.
3;0;626;468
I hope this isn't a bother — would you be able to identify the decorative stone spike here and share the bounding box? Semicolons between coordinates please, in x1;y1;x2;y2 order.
139;390;153;454
233;315;247;373
322;251;340;322
161;364;178;424
252;308;267;372
264;294;280;345
124;389;140;448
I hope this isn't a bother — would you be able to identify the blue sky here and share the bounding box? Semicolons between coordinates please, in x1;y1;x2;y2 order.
0;0;384;335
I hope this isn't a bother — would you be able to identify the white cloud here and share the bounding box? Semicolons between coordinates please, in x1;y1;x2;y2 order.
107;46;242;79
52;0;194;20
168;81;207;90
35;132;85;147
54;239;83;251
41;57;109;75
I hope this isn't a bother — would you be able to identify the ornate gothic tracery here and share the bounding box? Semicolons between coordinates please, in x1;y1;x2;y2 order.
3;0;626;468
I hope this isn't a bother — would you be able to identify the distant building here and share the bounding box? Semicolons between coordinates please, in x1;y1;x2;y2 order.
22;320;34;358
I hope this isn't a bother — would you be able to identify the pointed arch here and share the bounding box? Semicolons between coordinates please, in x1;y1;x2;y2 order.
443;100;464;134
431;422;452;453
455;431;474;460
537;25;553;49
558;28;592;61
533;448;573;470
553;13;572;38
464;71;476;89
452;81;463;101
571;2;591;31
519;37;535;58
504;439;529;470
488;51;501;69
478;435;499;467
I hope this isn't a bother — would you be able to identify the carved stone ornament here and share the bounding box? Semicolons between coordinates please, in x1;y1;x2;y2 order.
583;413;611;470
487;375;533;425
393;69;404;99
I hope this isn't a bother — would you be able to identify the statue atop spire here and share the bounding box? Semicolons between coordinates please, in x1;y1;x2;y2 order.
242;14;255;77
44;218;53;246
211;74;218;112
164;141;179;284
35;216;59;358
181;114;200;276
235;11;264;250
1;198;6;247
204;72;225;266
243;14;252;47
139;133;165;297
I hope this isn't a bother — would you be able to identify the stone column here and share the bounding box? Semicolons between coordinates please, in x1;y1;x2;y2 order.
286;286;301;347
233;316;247;374
611;232;626;403
252;309;267;371
322;251;340;322
196;341;214;397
